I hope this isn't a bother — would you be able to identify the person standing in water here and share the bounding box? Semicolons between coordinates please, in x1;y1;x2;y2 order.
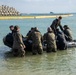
63;25;73;41
56;28;67;50
12;25;26;57
43;27;57;53
27;27;43;55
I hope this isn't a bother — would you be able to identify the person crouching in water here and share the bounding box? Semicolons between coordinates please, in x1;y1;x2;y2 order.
12;25;26;57
27;27;43;55
43;27;57;53
63;25;73;41
56;29;67;50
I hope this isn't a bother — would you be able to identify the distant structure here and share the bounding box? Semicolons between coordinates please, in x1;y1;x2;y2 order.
0;5;20;16
50;12;54;14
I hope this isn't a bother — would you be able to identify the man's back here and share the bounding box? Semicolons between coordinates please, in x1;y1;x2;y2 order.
50;16;63;34
44;32;56;48
51;19;59;29
13;31;24;48
56;31;67;50
32;31;42;45
64;29;73;41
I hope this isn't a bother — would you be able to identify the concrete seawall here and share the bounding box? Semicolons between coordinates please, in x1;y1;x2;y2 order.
0;14;73;20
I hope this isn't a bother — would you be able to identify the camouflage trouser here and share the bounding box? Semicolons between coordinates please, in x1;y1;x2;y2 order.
47;44;57;53
32;44;43;55
12;48;25;57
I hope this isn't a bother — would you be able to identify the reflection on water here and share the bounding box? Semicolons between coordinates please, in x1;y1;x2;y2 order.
0;46;76;75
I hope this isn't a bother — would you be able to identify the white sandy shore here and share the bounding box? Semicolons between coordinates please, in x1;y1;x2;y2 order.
0;14;73;20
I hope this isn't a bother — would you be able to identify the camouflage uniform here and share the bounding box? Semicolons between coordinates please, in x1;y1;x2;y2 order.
13;31;25;57
43;32;57;52
28;30;43;55
64;29;73;41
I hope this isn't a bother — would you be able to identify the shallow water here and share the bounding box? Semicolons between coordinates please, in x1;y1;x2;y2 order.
1;47;76;75
0;14;76;75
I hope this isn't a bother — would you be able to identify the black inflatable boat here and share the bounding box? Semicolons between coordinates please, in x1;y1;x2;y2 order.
3;33;32;51
3;33;76;51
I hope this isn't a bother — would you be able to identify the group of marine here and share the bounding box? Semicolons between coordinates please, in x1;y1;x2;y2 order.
9;16;73;57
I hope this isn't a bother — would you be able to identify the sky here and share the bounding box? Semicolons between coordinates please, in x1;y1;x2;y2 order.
0;0;76;13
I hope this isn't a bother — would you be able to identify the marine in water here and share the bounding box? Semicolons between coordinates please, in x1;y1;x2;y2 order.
27;27;43;55
56;29;67;50
12;25;26;57
63;25;73;41
43;27;57;53
50;16;63;34
4;25;14;47
9;25;14;34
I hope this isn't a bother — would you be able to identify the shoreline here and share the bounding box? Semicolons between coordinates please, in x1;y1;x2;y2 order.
0;14;73;20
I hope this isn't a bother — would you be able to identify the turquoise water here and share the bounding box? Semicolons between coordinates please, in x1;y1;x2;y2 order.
0;14;76;75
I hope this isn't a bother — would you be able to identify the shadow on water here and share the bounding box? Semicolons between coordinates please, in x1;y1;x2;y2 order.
4;51;13;58
4;50;33;59
3;48;69;59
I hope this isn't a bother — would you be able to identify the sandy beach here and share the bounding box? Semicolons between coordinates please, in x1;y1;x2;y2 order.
0;14;73;20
